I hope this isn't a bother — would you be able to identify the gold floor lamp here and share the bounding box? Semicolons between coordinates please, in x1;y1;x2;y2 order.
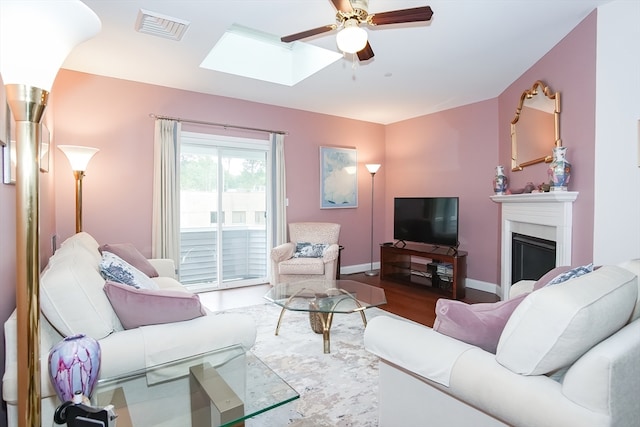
58;145;100;233
0;2;101;426
364;164;381;276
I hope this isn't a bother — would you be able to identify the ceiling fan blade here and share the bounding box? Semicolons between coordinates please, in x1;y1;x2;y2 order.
330;0;353;13
369;6;434;26
281;25;336;43
357;41;374;61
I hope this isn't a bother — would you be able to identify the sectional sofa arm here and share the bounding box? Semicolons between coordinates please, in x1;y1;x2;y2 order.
510;279;535;298
364;316;476;387
148;258;177;278
561;320;640;424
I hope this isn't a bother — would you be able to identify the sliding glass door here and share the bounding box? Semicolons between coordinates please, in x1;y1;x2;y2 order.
179;132;270;291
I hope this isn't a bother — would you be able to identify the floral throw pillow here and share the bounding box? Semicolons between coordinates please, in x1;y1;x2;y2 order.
100;251;159;290
99;243;158;278
293;242;328;258
545;263;594;287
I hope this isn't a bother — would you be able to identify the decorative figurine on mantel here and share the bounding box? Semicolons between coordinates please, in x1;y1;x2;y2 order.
493;165;508;195
548;146;571;191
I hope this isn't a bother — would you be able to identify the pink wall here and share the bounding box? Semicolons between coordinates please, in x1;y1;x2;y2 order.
497;11;597;266
381;11;598;284
384;99;500;283
51;71;386;266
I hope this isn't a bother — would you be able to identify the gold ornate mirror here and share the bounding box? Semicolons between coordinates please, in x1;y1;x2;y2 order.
511;80;560;171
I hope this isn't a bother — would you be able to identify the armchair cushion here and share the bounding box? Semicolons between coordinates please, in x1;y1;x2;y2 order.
294;242;328;258
104;281;206;329
278;257;325;275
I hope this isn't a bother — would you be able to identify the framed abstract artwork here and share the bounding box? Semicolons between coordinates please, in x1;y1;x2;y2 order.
319;146;358;209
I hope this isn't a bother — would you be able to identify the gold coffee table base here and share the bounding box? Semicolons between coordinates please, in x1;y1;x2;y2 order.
274;288;367;354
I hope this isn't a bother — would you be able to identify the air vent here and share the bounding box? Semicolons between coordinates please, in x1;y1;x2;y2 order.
135;9;190;41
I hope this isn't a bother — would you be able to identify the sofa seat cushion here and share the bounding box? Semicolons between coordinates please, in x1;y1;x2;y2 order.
364;316;476;387
152;276;186;291
496;265;638;375
278;257;325;275
104;281;206;329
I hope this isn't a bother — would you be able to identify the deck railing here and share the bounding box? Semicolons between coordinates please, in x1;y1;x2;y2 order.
179;227;267;285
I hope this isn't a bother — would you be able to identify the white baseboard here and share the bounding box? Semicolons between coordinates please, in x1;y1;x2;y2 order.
340;264;500;298
341;262;379;276
465;278;499;296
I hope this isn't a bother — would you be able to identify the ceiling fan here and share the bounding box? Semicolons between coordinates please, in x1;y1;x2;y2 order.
280;0;433;61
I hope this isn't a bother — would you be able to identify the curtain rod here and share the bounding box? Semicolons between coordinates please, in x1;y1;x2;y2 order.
149;113;288;135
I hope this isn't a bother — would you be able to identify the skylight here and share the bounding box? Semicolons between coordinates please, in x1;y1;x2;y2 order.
200;24;342;86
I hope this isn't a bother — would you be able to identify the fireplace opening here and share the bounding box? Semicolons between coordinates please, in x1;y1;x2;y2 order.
512;233;556;283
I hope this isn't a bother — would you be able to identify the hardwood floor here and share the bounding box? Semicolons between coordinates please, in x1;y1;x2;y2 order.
348;272;499;327
199;273;499;328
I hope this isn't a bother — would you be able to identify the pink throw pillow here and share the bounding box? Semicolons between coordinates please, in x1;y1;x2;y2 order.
433;293;529;353
99;243;159;278
104;281;206;329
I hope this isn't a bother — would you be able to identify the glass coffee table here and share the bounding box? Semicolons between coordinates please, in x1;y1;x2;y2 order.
264;279;387;353
91;344;298;427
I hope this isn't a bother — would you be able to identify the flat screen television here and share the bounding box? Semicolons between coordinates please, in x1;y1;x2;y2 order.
393;197;459;247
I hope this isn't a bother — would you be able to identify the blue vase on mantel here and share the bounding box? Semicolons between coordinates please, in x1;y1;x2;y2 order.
548;147;571;191
493;165;508;195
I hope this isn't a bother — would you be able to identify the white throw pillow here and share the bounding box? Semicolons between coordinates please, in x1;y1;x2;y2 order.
41;236;122;339
496;265;638;375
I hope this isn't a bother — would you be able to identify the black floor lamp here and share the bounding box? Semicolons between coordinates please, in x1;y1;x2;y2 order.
365;163;381;276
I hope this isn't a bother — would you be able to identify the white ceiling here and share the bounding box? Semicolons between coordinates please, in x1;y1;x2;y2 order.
63;0;611;125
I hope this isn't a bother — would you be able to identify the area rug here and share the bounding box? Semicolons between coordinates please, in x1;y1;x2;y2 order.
218;302;405;426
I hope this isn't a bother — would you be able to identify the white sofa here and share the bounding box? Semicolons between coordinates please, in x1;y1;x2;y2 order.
2;232;257;427
364;260;640;427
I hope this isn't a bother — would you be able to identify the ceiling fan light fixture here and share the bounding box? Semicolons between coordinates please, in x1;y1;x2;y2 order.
336;19;367;54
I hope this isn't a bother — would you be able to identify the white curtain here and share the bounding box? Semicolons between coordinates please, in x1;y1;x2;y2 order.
152;119;181;269
271;132;287;245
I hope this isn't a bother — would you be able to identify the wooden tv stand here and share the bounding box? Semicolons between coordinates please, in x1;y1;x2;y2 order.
380;242;467;300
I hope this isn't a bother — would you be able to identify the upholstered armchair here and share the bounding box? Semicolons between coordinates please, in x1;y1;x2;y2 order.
270;222;341;285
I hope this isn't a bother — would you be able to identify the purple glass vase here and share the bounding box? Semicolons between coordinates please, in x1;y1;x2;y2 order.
48;334;101;402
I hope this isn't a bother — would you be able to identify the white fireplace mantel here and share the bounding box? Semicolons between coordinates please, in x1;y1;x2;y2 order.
491;191;579;299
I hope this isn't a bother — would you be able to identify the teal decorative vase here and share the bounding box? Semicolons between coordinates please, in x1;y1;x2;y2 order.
493;165;508;195
48;334;101;402
548;147;571;191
